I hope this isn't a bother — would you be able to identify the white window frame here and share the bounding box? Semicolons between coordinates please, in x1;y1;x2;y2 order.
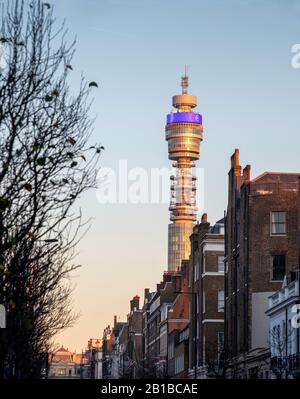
270;211;287;236
218;256;225;272
218;289;225;313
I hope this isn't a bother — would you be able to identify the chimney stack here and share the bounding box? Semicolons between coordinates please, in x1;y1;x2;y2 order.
243;165;251;184
130;295;140;312
144;288;150;300
231;148;242;177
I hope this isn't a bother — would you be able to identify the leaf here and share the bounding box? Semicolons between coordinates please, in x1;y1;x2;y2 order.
96;146;104;154
81;155;86;161
45;94;53;102
62;178;69;184
32;144;40;152
44;239;58;243
66;64;73;70
68;137;76;145
89;81;98;88
0;198;10;211
52;89;60;97
17;41;25;46
50;180;57;185
70;161;78;168
2;162;9;171
36;157;46;166
0;37;10;44
43;2;51;9
24;183;33;192
0;264;5;271
67;152;74;159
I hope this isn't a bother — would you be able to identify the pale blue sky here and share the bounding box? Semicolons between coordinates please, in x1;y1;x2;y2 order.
51;0;300;351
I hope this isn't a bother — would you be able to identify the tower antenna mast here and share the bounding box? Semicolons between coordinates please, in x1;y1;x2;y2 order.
181;65;189;94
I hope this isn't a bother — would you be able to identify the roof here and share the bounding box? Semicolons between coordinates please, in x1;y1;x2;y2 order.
251;172;300;184
208;218;225;234
55;347;69;353
51;347;74;363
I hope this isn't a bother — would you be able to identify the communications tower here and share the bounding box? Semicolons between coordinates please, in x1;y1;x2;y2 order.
165;73;203;271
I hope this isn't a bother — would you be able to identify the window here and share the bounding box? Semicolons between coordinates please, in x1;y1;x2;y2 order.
218;256;225;272
175;353;184;374
271;211;286;235
194;261;199;282
272;254;285;281
168;341;174;359
218;289;225;312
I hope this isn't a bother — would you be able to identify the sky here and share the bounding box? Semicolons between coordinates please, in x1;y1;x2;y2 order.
49;0;300;352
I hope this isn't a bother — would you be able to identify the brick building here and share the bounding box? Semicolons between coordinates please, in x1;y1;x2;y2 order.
167;260;190;378
143;272;177;378
121;295;143;379
102;317;126;379
224;149;299;378
189;215;225;378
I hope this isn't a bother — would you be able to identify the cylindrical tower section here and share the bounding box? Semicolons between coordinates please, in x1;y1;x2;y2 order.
165;76;203;271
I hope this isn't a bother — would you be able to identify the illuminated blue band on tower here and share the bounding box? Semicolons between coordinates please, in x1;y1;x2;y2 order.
166;112;202;125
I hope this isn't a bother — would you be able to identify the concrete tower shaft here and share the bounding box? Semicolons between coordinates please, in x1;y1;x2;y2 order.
165;75;203;271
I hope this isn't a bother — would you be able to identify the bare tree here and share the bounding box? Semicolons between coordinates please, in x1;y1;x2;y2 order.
204;343;230;379
269;324;293;379
0;0;102;378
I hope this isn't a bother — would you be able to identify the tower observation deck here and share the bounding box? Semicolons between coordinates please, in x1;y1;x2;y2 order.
165;74;203;271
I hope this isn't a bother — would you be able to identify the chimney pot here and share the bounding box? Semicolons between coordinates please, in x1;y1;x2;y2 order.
243;165;251;183
201;213;208;223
